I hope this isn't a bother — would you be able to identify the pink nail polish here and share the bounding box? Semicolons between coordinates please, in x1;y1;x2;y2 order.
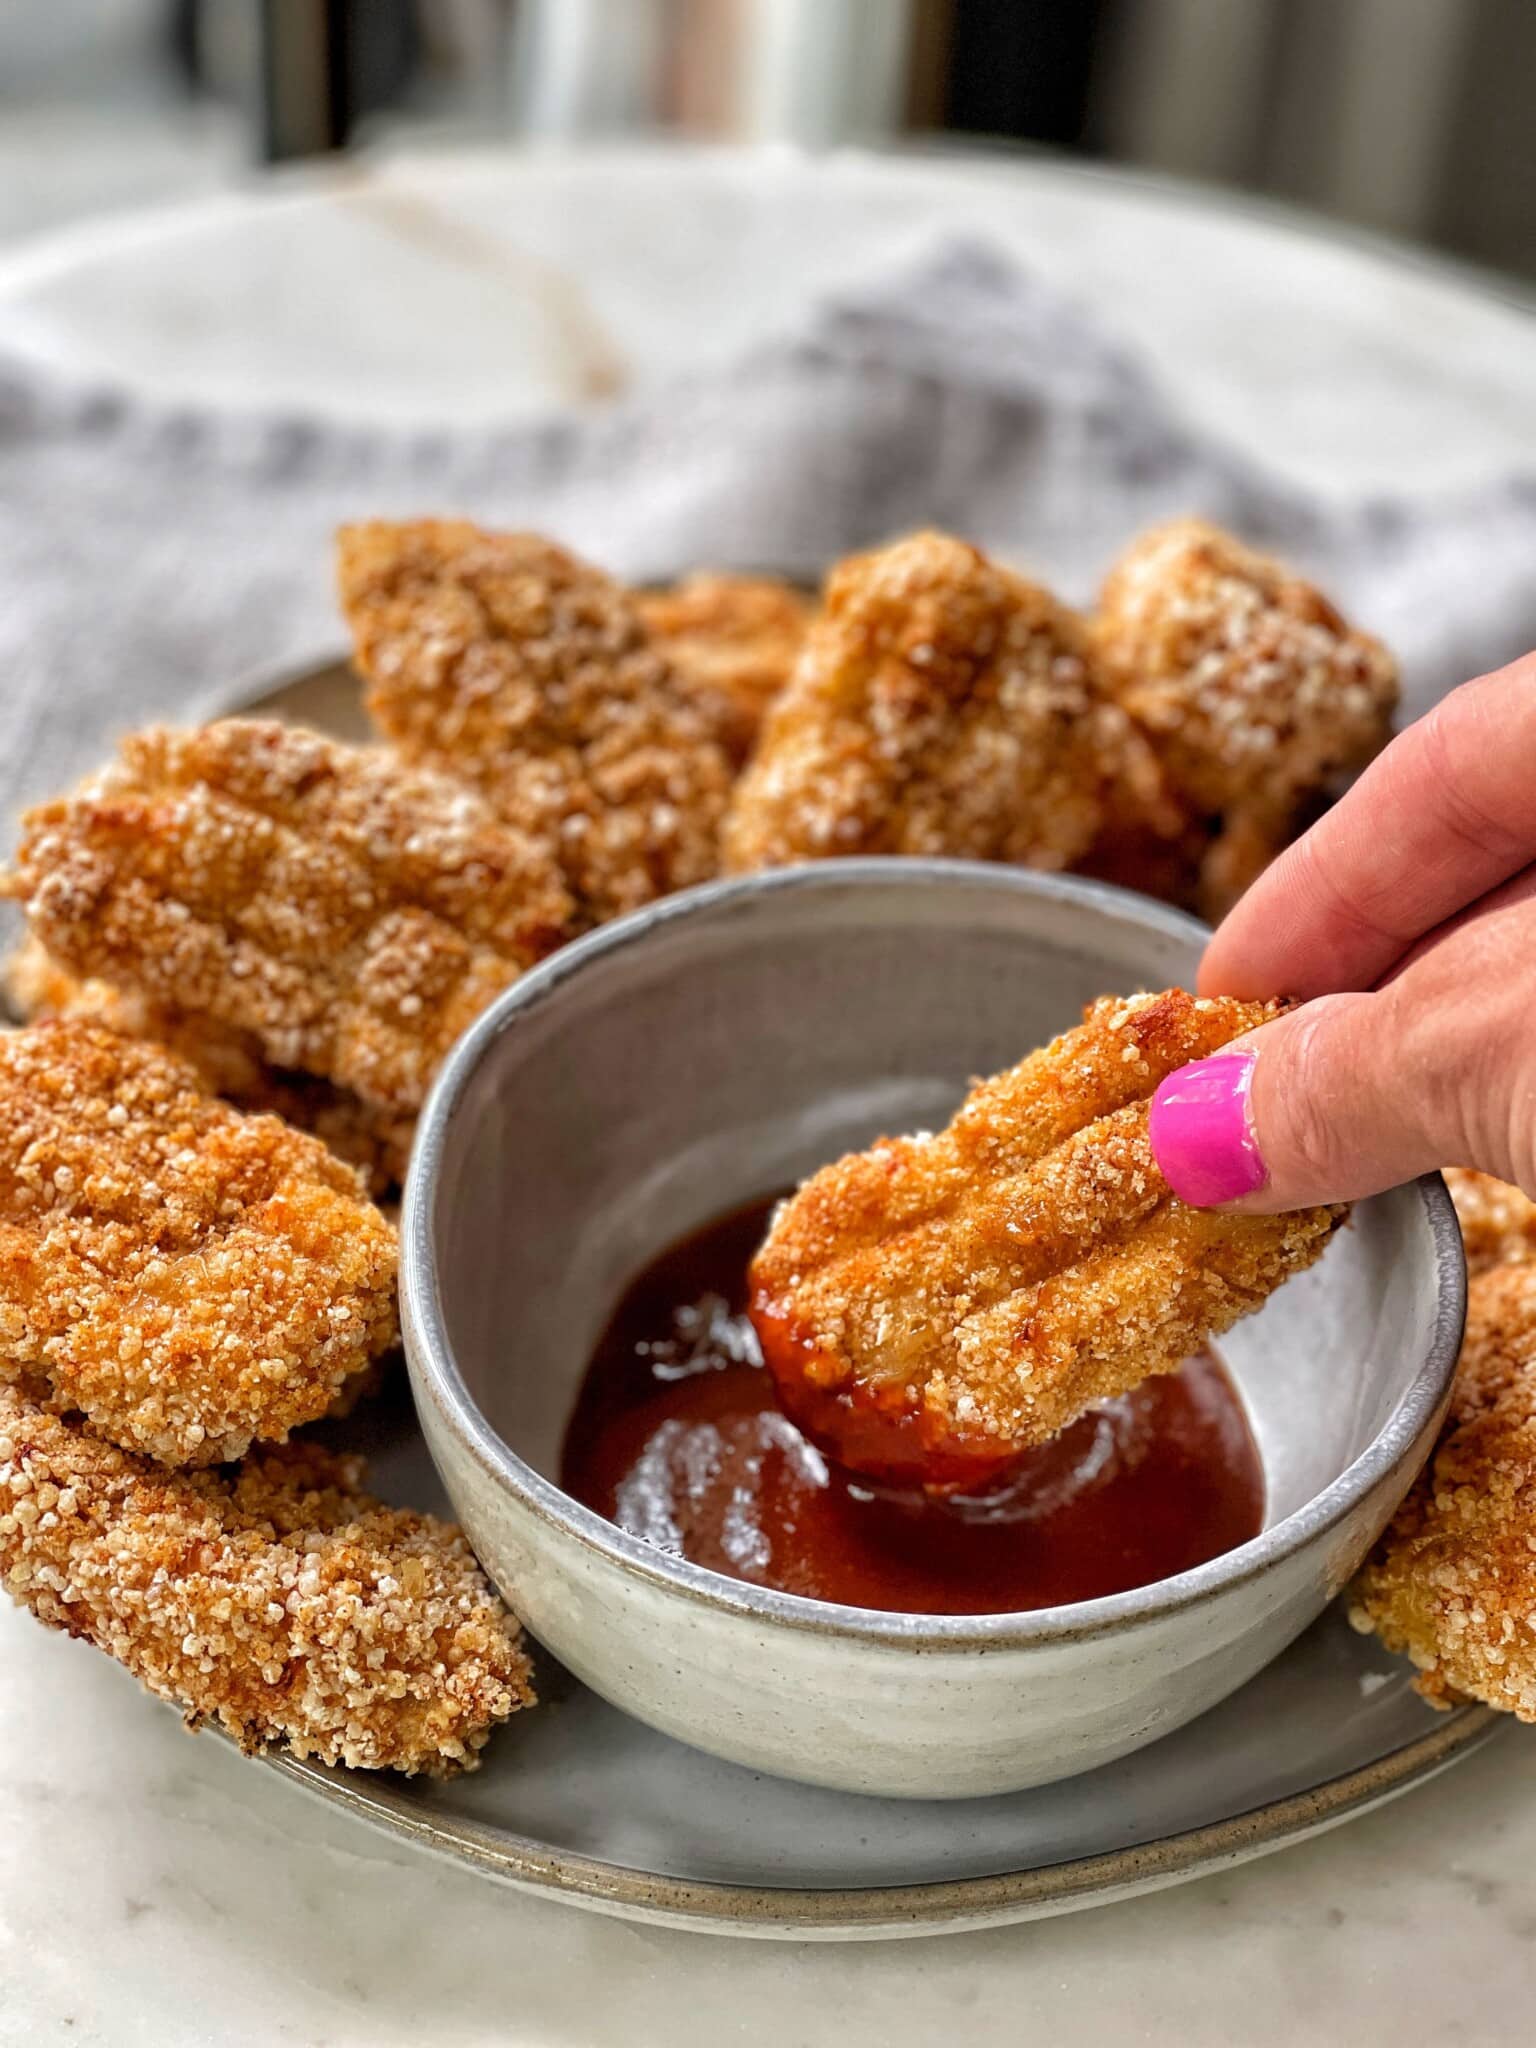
1149;1053;1268;1207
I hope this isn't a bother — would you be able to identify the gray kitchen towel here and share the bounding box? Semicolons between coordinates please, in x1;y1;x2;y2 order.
2;238;1534;832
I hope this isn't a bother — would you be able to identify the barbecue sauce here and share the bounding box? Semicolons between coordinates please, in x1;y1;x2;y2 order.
561;1197;1265;1616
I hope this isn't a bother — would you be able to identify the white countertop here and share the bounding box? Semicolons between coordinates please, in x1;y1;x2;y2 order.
2;144;1534;2047
3;1608;1533;2047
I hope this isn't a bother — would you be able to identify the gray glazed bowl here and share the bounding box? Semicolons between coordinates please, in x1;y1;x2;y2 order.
402;862;1465;1800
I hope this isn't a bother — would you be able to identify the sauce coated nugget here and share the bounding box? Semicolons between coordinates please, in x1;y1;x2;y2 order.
751;990;1344;1486
5;936;413;1197
1093;521;1398;917
4;719;573;1116
0;1387;531;1773
1353;1264;1536;1720
721;532;1158;874
0;1022;397;1466
636;571;812;764
338;520;733;922
1445;1168;1536;1278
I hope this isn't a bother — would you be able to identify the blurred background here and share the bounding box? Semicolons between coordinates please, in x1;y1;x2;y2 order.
3;0;1532;283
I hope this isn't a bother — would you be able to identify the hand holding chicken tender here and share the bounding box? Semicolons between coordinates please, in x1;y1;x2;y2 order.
722;531;1164;874
339;520;733;922
4;719;573;1117
0;1386;531;1773
750;990;1345;1486
0;1021;398;1466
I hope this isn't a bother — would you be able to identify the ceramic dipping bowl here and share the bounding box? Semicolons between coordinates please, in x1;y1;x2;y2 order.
401;862;1465;1800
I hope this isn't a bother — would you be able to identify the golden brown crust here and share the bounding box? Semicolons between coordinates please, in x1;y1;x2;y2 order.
0;1385;531;1772
1445;1168;1536;1279
636;572;812;764
1353;1265;1536;1719
339;520;733;923
1093;521;1398;918
720;532;1155;874
0;1021;398;1466
5;934;270;1098
750;989;1345;1483
5;936;413;1197
3;719;573;1117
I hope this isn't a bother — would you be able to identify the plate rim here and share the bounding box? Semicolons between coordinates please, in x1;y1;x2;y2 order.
1;142;1529;436
222;650;1498;1938
257;1704;1500;1938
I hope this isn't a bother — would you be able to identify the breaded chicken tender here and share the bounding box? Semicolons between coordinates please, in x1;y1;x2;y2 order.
750;989;1345;1485
338;520;733;923
1353;1264;1536;1720
720;532;1161;875
4;936;412;1196
3;719;573;1117
0;1386;531;1772
1093;521;1398;919
0;1022;397;1466
1445;1168;1536;1278
636;572;812;764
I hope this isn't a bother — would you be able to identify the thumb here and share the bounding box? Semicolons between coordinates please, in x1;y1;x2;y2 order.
1148;990;1445;1212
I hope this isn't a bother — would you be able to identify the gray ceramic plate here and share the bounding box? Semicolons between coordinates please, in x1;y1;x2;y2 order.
115;660;1511;1935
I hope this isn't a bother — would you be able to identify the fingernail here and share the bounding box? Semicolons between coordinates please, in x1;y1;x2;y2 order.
1149;1053;1268;1207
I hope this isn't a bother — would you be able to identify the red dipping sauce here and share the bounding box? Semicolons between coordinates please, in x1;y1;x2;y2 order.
561;1198;1265;1616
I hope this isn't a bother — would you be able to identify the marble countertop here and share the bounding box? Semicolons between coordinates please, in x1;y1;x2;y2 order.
1;144;1534;2047
3;1610;1533;2047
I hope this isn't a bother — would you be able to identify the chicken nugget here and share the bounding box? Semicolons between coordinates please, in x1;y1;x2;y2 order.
720;531;1158;875
0;1021;397;1466
1445;1168;1536;1279
5;935;412;1197
4;719;573;1117
0;1386;531;1773
1093;521;1398;919
750;989;1344;1485
636;571;812;764
1352;1263;1536;1719
338;520;733;922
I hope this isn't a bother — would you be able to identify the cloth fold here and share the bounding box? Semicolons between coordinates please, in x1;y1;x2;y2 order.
3;238;1533;828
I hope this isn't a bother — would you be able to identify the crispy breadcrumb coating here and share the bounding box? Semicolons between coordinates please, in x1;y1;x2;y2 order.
4;933;268;1098
636;572;812;764
750;989;1345;1485
5;936;412;1196
0;1385;531;1772
1352;1264;1536;1720
720;532;1158;875
338;520;733;923
0;1022;398;1466
3;719;573;1117
1093;521;1398;920
1445;1168;1536;1278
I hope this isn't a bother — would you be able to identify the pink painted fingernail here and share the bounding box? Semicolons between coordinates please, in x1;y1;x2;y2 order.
1149;1053;1268;1207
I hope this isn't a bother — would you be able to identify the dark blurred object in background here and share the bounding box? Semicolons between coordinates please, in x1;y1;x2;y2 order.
171;1;421;158
0;0;1531;282
938;1;1103;149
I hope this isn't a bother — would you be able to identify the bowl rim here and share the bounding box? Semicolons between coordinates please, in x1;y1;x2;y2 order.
402;859;1467;1653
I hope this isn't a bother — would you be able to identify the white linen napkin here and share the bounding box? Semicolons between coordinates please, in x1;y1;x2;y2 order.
3;238;1533;829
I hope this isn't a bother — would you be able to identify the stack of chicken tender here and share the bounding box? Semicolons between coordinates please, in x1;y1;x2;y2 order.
3;511;1426;1764
1352;1173;1536;1722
